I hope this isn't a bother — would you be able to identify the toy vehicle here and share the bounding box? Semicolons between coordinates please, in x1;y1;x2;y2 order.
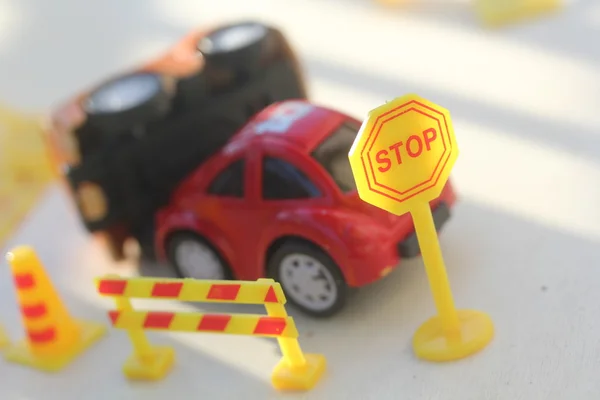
154;100;457;317
47;21;307;260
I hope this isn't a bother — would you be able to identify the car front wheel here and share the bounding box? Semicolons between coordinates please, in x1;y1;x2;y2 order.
268;240;348;318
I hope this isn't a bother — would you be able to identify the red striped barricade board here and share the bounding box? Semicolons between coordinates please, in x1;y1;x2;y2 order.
95;276;326;391
97;277;283;304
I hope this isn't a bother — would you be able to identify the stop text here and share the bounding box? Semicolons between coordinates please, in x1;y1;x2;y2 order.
374;128;437;173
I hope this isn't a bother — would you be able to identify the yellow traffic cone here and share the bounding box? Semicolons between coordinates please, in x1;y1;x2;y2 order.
4;246;106;371
0;324;9;348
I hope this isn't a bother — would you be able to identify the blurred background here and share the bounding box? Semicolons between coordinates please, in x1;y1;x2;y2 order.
1;0;598;249
1;0;600;398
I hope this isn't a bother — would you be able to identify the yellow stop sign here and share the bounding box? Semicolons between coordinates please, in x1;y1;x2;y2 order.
349;93;458;216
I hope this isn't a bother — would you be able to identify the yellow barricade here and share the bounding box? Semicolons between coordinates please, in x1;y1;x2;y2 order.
96;276;326;391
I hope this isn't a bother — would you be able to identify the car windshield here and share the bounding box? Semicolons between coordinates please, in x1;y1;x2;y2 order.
312;121;360;193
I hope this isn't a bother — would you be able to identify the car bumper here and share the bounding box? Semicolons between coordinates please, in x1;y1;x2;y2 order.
342;202;452;288
397;201;451;258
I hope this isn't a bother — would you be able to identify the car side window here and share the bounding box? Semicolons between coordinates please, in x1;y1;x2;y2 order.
262;157;321;200
207;159;245;198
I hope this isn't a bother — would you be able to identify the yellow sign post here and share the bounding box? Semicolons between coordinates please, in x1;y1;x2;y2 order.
348;94;493;361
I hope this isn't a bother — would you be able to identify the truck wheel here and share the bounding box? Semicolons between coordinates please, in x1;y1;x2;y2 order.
83;72;173;134
268;240;348;318
198;22;269;74
133;222;157;262
167;233;231;280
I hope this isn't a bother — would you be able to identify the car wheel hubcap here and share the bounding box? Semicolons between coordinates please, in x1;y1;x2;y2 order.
279;253;338;312
174;240;225;280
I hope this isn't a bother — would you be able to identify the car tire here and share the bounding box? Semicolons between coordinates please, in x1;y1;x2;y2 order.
198;22;270;75
166;233;231;280
83;72;173;134
268;240;348;318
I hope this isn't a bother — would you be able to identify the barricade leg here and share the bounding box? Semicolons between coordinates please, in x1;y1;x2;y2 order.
115;297;175;381
264;301;326;391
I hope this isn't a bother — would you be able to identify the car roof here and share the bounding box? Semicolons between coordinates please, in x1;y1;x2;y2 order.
225;100;347;153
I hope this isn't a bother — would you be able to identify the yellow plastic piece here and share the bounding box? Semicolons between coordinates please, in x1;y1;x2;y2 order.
413;310;494;361
349;95;493;362
0;104;57;246
260;279;326;391
114;296;175;381
410;203;494;361
272;353;327;391
0;325;9;348
4;246;106;372
375;0;410;6
122;346;176;381
111;309;298;337
97;275;287;304
475;0;562;27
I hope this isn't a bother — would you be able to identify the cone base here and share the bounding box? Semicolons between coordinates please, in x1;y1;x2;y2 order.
413;309;494;362
123;346;175;381
3;319;106;372
271;353;327;391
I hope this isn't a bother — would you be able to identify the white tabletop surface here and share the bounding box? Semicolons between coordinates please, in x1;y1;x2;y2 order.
1;0;600;399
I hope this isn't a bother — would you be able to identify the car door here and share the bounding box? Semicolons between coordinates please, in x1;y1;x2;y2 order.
197;152;261;279
256;146;332;243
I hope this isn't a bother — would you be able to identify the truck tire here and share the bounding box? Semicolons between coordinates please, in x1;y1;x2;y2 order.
83;72;173;134
198;22;270;75
133;221;157;262
268;240;348;318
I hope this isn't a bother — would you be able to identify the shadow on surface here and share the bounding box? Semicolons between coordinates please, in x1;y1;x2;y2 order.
305;56;600;162
399;0;600;65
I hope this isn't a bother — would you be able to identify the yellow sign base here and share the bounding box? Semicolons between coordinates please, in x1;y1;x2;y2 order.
272;353;327;391
413;309;494;362
123;346;175;381
4;320;106;372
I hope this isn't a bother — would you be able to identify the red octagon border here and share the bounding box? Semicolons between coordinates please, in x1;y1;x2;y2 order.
359;100;454;203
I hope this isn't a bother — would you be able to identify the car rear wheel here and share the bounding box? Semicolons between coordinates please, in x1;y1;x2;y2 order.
167;233;230;280
268;240;348;317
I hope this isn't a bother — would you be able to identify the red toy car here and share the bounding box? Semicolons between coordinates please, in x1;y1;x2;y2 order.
155;100;457;317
